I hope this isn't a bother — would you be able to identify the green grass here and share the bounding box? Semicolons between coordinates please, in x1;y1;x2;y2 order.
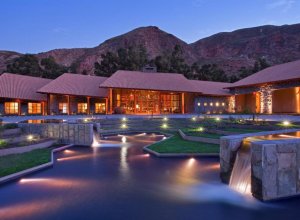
148;134;219;154
0;148;52;178
182;128;223;139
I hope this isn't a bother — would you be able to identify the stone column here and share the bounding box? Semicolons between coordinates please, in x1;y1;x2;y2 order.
259;85;273;114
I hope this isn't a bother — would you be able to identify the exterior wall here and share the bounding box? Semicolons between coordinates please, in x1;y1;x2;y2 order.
0;98;45;116
235;93;259;113
272;87;300;113
48;94;106;115
194;96;231;114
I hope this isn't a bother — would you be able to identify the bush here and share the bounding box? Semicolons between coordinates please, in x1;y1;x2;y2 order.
3;123;18;129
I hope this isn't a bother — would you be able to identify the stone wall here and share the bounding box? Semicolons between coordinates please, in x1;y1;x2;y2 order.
19;123;93;146
220;128;300;201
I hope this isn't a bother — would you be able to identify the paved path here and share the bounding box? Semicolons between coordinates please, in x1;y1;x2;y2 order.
1;113;300;123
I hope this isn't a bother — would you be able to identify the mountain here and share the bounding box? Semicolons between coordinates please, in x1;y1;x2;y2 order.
1;24;300;75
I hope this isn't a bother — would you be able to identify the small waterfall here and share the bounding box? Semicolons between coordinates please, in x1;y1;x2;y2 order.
229;139;252;195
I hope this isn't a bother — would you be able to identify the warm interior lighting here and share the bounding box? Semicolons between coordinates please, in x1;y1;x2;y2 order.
282;120;291;126
204;103;207;106
216;102;219;107
210;102;213;106
222;102;225;106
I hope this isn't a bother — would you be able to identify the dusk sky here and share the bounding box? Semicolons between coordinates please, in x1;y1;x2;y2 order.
1;0;299;53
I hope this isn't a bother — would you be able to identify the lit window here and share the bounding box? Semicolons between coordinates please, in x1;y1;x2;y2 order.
95;103;106;114
197;102;201;106
59;103;68;114
28;103;42;114
204;103;207;106
77;103;87;114
5;102;19;114
210;102;213;106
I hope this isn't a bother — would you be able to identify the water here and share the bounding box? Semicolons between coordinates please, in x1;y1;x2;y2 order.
229;139;252;194
1;133;300;220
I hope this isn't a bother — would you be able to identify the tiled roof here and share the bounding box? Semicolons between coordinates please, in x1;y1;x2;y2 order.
38;73;108;97
100;70;232;95
189;80;232;96
0;73;51;101
227;59;300;88
100;70;198;93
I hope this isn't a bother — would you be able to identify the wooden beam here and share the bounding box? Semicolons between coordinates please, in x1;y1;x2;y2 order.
18;100;21;116
67;95;70;115
109;88;113;114
181;93;185;114
105;98;108;114
87;97;90;114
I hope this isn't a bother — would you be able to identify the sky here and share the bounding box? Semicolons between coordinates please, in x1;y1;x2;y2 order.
0;0;299;53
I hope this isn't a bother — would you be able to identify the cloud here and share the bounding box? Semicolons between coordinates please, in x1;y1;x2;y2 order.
267;0;295;13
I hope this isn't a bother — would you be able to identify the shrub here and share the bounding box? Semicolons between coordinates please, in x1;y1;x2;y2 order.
0;139;8;149
3;123;18;129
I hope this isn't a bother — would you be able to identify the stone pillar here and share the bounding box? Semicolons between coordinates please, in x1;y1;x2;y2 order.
259;85;273;114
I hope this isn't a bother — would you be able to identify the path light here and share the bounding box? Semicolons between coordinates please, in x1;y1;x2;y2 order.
282;120;291;126
215;117;221;121
163;117;168;121
162;123;168;128
192;117;196;121
198;127;204;132
27;135;34;141
121;124;127;129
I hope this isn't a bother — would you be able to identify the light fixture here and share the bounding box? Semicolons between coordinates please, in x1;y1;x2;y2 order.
210;102;213;106
216;102;219;107
162;123;168;128
204;103;207;106
121;124;127;128
282;120;290;126
163;117;168;121
122;117;127;122
192;117;196;121
198;127;204;132
215;117;221;121
222;102;225;106
27;135;34;141
197;102;201;106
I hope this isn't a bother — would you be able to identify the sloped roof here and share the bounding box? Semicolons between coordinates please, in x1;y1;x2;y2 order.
227;59;300;88
38;73;108;97
0;73;51;101
189;80;232;96
100;70;199;93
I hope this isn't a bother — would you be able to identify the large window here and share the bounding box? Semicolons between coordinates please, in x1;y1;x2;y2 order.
95;103;106;114
59;103;68;114
161;93;180;113
77;103;87;114
28;102;42;114
4;102;19;114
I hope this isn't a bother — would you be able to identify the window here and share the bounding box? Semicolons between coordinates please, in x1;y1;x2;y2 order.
77;103;87;114
28;103;42;114
95;103;106;114
59;103;68;114
5;102;19;114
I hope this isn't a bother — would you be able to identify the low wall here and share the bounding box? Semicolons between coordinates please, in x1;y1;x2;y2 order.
220;128;300;201
178;129;220;144
19;123;93;146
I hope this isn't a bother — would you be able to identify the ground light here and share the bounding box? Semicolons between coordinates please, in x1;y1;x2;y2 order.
122;117;127;122
162;123;168;128
163;117;168;121
192;117;196;121
215;117;221;121
121;124;127;129
282;120;291;126
198;127;204;132
27;135;34;141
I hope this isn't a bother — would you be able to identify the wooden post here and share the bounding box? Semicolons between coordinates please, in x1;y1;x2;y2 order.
181;93;185;114
105;98;108;114
134;90;137;114
87;97;90;114
18;100;21;116
109;88;113;114
47;94;51;115
67;95;70;115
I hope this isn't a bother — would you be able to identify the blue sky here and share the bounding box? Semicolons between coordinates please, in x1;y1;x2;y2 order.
0;0;299;53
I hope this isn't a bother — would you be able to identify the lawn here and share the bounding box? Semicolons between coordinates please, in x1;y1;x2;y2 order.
182;128;223;139
148;134;219;154
0;148;52;178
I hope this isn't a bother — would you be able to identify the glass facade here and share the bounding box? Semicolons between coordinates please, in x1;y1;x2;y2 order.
95;103;106;114
59;103;68;114
112;89;182;114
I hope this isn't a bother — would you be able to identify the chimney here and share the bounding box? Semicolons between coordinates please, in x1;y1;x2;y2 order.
142;65;157;73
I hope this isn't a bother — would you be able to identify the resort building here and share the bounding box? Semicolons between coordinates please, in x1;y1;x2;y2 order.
0;59;299;116
0;73;51;115
38;74;108;115
227;59;300;114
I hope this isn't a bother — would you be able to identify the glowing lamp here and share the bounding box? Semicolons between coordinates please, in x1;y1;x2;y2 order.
215;117;221;121
121;124;127;128
162;123;168;128
122;117;127;122
192;117;196;121
197;102;201;106
198;127;204;132
163;117;168;121
282;121;290;126
27;135;34;141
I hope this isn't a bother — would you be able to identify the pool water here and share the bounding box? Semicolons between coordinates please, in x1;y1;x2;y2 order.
0;133;300;220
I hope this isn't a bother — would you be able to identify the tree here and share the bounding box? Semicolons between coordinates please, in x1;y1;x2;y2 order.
40;56;68;79
6;54;42;77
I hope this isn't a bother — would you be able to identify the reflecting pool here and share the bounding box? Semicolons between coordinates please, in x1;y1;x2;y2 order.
0;133;300;220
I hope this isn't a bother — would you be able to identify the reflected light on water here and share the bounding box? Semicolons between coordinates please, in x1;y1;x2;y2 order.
122;136;127;143
187;158;195;168
57;154;92;162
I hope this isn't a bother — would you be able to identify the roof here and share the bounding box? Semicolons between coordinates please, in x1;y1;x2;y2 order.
227;59;300;88
189;80;232;96
38;73;108;97
100;70;203;93
0;73;51;101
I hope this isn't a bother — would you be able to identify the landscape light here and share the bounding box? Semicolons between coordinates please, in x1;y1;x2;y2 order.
27;135;34;141
198;127;204;132
122;117;127;122
163;117;168;121
215;117;221;121
192;117;196;121
282;121;290;126
197;102;201;106
162;123;168;128
121;124;127;128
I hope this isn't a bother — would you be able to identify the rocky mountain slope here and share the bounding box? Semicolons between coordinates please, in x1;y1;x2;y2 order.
1;23;300;75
